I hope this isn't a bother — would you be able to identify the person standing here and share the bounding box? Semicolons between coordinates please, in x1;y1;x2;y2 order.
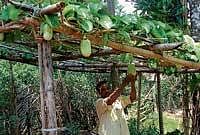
96;74;137;135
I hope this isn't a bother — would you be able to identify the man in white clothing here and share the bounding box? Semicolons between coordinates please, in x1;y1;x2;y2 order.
96;74;137;135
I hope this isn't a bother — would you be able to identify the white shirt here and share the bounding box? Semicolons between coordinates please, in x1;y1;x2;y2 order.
96;96;131;135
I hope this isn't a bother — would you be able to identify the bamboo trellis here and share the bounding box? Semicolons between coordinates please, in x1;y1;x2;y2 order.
1;1;200;134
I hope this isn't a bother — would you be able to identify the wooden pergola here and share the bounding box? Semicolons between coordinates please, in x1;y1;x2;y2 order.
0;1;199;135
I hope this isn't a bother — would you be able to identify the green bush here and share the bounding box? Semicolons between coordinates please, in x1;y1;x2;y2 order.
128;118;159;135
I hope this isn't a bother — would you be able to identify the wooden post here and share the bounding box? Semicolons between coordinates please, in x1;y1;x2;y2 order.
110;63;119;89
137;72;142;131
38;41;57;135
9;61;19;135
157;72;164;135
107;0;115;15
189;0;200;41
182;74;190;135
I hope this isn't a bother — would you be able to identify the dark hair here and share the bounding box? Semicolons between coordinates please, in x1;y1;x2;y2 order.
96;80;107;93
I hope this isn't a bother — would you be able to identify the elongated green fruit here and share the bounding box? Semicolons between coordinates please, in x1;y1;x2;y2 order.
127;63;136;75
0;33;4;41
43;24;53;41
80;39;91;57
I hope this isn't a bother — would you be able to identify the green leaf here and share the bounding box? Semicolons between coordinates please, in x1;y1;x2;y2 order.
118;31;131;42
77;7;91;19
119;53;133;63
120;15;137;25
147;58;158;68
151;27;166;42
0;6;9;21
99;15;113;29
88;2;103;14
142;22;151;33
166;31;182;39
62;5;76;18
163;66;177;76
47;15;60;28
154;21;169;30
102;33;109;46
44;15;53;27
80;20;93;32
193;43;200;60
183;35;195;46
8;4;21;21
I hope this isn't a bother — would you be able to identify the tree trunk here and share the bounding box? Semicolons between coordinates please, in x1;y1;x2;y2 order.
183;74;190;135
107;0;115;15
137;73;142;130
189;0;200;41
156;73;164;135
190;84;200;135
38;41;57;135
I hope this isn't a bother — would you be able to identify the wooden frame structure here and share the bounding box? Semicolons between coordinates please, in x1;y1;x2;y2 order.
1;1;200;134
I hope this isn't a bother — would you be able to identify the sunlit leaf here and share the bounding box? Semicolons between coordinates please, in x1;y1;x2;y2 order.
99;15;113;29
80;20;93;32
77;7;91;19
0;6;9;21
88;2;103;14
62;5;77;18
183;35;195;46
8;4;21;21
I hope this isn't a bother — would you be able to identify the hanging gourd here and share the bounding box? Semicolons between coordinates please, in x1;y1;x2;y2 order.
127;63;136;75
43;23;53;41
80;38;91;57
0;33;4;41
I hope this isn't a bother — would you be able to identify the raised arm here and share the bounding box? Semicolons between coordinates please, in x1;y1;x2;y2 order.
105;74;133;105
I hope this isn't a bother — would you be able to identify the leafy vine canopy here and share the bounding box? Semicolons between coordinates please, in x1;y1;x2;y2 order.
0;0;200;74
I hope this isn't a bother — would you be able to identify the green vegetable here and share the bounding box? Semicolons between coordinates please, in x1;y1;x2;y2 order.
43;24;53;41
0;33;4;41
80;39;92;57
127;64;136;75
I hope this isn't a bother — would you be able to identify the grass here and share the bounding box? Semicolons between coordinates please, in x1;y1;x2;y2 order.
163;112;182;133
141;111;182;133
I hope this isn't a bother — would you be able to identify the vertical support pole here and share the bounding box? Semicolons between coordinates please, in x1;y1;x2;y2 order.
110;63;119;90
38;41;57;135
183;73;190;135
107;0;115;15
9;61;19;135
137;72;142;131
157;72;164;135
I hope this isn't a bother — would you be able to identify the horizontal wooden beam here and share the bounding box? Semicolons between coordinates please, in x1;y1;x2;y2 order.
9;0;65;16
55;23;200;69
1;52;200;73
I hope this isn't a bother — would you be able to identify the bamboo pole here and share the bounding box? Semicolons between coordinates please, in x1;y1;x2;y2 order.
9;61;19;135
9;0;65;16
182;73;190;135
110;63;119;89
137;72;142;131
157;72;164;135
38;41;57;135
